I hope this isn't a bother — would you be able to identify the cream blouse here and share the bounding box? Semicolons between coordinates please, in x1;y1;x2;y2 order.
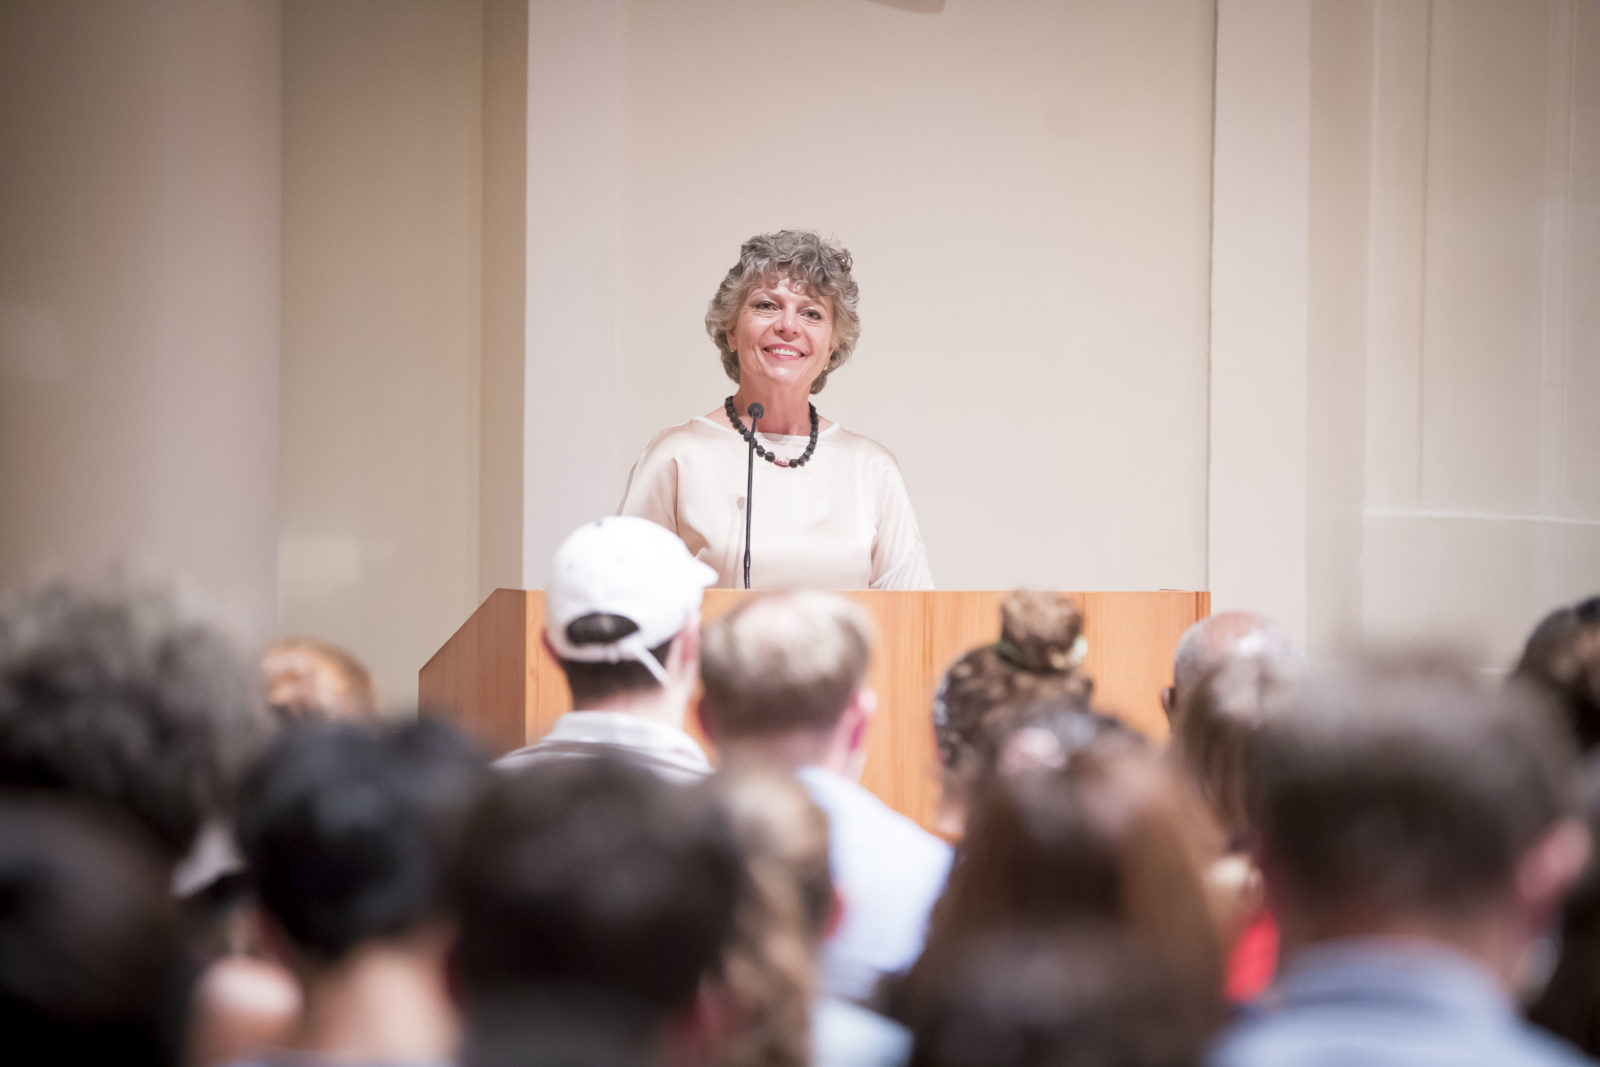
618;416;933;590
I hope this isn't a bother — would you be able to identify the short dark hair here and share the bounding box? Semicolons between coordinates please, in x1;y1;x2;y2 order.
0;796;193;1067
900;927;1208;1067
1516;596;1600;754
451;756;743;1020
1528;757;1600;1056
555;614;673;707
1247;655;1577;916
234;719;488;963
0;582;269;862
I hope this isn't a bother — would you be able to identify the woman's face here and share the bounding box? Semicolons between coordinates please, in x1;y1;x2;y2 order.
726;277;835;395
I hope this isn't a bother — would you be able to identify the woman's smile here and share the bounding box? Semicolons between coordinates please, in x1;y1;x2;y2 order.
728;278;834;390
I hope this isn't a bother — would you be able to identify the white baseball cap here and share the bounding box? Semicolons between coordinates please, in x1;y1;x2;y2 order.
545;517;718;685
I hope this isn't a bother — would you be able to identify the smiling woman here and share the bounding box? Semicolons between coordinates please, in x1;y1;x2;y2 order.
618;230;933;590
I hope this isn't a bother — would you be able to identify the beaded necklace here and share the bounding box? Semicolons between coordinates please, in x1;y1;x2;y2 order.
724;396;819;469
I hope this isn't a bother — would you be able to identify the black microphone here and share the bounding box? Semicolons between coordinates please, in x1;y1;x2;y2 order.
743;403;763;589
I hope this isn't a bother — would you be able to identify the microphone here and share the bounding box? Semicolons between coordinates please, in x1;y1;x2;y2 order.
743;403;763;589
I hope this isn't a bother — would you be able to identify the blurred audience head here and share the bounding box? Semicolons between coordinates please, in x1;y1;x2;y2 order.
704;763;834;1067
260;638;378;723
0;796;193;1067
1171;655;1300;848
900;926;1208;1067
1528;758;1600;1056
543;518;717;714
1163;611;1298;727
452;756;743;1054
932;592;1095;824
699;592;877;774
1247;654;1586;977
235;718;488;969
0;581;269;866
916;747;1222;1011
1515;595;1600;753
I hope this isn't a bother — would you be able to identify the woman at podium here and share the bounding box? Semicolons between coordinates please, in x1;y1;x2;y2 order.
619;230;932;590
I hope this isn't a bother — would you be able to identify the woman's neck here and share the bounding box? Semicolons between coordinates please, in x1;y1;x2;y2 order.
289;940;457;1063
732;385;813;436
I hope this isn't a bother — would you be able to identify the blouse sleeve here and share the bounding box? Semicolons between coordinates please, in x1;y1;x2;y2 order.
617;431;680;535
869;450;934;590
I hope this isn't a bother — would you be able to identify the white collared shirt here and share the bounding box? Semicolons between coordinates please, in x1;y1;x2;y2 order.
495;710;712;783
798;765;953;1003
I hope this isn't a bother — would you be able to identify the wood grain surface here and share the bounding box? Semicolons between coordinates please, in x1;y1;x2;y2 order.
422;589;1208;830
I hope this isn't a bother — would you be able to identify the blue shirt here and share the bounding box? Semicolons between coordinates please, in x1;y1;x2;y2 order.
1210;938;1595;1067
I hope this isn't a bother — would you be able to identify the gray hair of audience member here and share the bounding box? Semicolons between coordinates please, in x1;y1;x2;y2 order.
1245;653;1579;916
704;230;863;395
1171;656;1301;845
1164;612;1298;722
0;581;271;862
0;796;194;1067
899;926;1209;1067
699;593;876;737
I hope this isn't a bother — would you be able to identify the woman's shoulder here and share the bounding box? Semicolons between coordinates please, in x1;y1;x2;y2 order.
828;425;907;471
632;415;737;458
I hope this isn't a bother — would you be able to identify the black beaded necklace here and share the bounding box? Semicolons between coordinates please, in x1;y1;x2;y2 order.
725;396;819;468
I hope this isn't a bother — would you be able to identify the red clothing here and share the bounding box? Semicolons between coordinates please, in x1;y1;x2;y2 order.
1226;910;1280;1003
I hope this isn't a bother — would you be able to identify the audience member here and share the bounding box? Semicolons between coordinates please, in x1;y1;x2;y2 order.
930;591;1095;832
498;517;717;781
899;927;1209;1067
1161;611;1297;731
260;638;378;723
698;592;952;1004
0;580;271;868
1171;656;1301;1002
451;756;744;1067
1516;595;1600;753
0;795;194;1067
231;719;488;1066
1529;758;1600;1058
986;697;1144;778
1211;656;1590;1067
906;746;1223;1017
708;762;912;1067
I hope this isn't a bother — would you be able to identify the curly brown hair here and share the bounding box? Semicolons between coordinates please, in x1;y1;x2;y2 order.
932;592;1095;800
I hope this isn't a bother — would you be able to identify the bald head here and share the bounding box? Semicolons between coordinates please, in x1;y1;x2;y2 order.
1164;612;1299;721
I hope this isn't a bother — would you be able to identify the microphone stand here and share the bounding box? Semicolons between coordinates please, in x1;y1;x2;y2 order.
743;403;763;589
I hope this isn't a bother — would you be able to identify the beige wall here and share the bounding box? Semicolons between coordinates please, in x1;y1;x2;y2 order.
524;0;1218;594
9;2;1586;699
1223;0;1600;664
279;0;484;707
1357;0;1600;659
0;0;281;642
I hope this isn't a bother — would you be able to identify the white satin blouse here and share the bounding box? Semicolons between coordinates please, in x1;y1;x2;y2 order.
618;416;934;590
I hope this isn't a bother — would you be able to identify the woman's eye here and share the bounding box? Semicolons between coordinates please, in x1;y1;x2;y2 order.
753;300;776;310
804;309;824;320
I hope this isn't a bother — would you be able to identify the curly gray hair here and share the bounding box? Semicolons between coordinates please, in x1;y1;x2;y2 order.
704;230;862;395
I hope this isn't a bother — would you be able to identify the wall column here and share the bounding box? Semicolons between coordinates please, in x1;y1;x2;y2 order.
0;0;282;640
1208;0;1313;643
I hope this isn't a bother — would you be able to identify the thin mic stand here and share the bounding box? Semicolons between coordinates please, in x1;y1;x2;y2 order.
743;403;762;589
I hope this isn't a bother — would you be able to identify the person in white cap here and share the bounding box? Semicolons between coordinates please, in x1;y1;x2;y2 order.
496;517;718;782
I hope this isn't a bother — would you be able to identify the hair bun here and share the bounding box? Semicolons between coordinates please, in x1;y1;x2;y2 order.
996;592;1086;674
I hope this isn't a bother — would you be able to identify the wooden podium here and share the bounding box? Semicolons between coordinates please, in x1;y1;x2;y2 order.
420;590;1209;831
